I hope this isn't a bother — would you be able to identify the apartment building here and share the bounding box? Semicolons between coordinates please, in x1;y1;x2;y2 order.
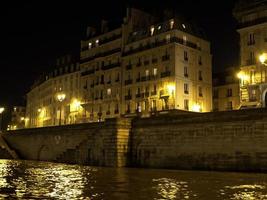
213;67;240;111
26;55;81;128
80;8;212;122
234;0;267;108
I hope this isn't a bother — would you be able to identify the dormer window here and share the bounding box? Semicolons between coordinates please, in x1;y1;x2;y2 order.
88;42;92;49
170;19;174;29
150;26;155;36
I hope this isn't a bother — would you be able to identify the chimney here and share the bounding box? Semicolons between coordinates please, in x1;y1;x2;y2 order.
101;20;108;33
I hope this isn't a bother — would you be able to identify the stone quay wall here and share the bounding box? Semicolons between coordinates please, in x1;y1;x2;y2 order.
131;109;267;171
2;109;267;171
2;118;131;167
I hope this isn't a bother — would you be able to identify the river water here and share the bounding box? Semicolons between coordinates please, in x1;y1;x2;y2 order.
0;160;267;199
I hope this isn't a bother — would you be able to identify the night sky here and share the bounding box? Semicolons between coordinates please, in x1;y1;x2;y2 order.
0;0;239;117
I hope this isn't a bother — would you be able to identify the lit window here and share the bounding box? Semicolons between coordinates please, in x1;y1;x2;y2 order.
182;24;186;29
170;19;174;29
107;88;111;95
166;34;171;43
183;35;187;43
88;42;92;49
150;26;155;36
145;69;149;77
153;68;157;76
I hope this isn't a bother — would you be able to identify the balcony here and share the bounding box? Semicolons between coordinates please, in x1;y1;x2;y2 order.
247;41;255;46
199;77;203;81
81;69;95;76
136;62;141;67
136;78;141;82
136;93;143;98
151;90;157;96
125;95;132;100
160;90;169;98
246;59;256;66
184;57;188;61
184;90;189;94
184;73;188;78
123;36;201;57
106;80;111;84
125;79;133;85
141;76;150;82
152;58;158;63
126;64;132;70
162;55;170;61
114;109;119;114
161;71;171;78
106;111;111;115
101;62;120;71
144;60;150;65
80;48;121;64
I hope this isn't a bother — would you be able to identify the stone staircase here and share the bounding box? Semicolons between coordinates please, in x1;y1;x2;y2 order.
55;129;98;165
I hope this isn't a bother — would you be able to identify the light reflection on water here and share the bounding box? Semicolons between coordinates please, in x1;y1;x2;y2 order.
0;160;266;199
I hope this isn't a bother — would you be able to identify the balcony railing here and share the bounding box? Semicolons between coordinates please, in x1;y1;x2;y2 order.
101;62;120;71
151;90;157;96
123;36;201;57
161;71;171;78
80;48;121;63
125;79;133;85
81;69;95;76
125;95;132;100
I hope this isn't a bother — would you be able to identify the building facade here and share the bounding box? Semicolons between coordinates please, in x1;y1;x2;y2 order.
80;8;212;122
234;0;267;108
26;56;81;128
7;106;26;130
213;67;240;111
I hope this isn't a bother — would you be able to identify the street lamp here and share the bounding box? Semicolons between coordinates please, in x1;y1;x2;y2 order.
57;93;66;125
0;107;5;132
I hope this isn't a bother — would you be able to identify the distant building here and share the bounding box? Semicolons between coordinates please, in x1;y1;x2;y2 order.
80;8;212;122
8;106;26;130
213;67;240;111
233;0;267;108
26;55;81;128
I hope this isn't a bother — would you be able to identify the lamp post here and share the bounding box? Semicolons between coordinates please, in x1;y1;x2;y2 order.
57;93;66;126
0;107;5;132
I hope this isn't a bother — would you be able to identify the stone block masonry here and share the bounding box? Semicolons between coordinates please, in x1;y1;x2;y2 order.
131;109;267;171
3;108;267;171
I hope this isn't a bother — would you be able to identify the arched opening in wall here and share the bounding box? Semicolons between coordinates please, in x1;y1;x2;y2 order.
37;145;50;161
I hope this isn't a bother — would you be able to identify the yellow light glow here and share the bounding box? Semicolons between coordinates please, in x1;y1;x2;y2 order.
0;107;4;114
192;104;201;112
259;53;267;64
237;71;248;80
38;108;41;113
57;93;66;102
70;99;81;112
167;84;175;94
20;117;25;121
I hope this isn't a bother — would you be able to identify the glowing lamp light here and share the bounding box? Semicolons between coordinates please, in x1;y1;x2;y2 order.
70;99;81;112
192;104;201;112
259;53;267;65
167;84;175;94
57;93;66;102
0;107;4;114
20;117;25;121
237;71;248;80
38;108;42;113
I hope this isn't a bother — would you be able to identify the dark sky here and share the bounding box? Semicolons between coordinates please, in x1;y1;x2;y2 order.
0;0;239;108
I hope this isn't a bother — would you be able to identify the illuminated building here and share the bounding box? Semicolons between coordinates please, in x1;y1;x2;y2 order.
212;67;240;111
233;1;267;108
7;106;26;130
26;55;82;127
80;8;212;122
